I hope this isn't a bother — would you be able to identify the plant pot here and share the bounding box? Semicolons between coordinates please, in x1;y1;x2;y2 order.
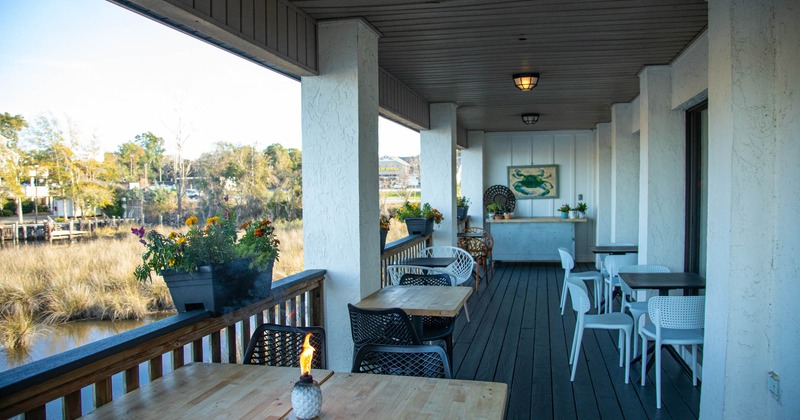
569;211;578;219
457;206;469;220
561;211;569;219
161;258;274;315
503;213;512;219
494;214;503;220
380;228;389;254
578;211;586;218
405;218;434;236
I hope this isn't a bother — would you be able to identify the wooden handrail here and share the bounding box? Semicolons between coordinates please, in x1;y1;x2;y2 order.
380;234;432;287
0;269;326;419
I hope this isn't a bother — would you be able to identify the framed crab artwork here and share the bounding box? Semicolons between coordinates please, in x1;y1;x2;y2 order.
507;165;559;199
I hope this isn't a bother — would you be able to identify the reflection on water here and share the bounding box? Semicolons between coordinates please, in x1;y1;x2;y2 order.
0;312;174;372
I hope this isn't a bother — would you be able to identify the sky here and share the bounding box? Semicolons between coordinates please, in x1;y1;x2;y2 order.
0;0;421;159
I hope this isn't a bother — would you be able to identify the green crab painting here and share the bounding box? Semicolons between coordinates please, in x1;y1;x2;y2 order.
509;167;557;198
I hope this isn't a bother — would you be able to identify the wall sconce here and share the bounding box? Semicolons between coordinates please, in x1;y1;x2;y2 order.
522;113;539;125
513;73;539;91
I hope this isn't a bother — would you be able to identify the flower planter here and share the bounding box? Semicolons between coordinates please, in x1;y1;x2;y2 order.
380;228;389;254
456;206;469;220
161;258;274;315
405;218;434;236
560;211;569;219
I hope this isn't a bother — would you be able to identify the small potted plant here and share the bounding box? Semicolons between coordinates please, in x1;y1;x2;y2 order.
379;214;391;254
395;201;443;236
487;202;504;220
456;196;471;220
557;203;571;219
576;202;588;218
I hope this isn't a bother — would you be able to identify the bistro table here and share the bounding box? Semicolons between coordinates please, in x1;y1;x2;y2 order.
457;231;484;238
397;257;457;268
591;245;639;255
81;363;333;419
300;372;508;419
619;272;705;296
356;285;472;318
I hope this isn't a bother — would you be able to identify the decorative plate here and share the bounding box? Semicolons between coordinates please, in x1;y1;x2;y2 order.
483;185;516;212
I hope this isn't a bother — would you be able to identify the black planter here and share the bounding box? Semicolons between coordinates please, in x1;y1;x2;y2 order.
405;218;434;236
380;229;389;254
161;258;274;315
457;206;469;220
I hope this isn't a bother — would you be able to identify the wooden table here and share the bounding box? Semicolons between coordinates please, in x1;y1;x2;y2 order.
591;245;639;255
398;257;457;268
81;363;333;419
356;285;472;317
457;232;484;238
619;272;705;296
306;372;507;419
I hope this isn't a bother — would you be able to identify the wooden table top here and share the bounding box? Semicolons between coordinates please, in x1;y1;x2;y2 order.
591;245;639;254
308;372;507;419
81;363;333;420
398;257;457;267
457;232;484;238
356;285;472;317
619;272;706;294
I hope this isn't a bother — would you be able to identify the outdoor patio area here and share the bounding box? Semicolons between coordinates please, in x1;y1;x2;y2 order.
451;261;701;419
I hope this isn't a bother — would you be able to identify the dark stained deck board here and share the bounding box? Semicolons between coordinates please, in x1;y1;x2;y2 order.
450;261;701;420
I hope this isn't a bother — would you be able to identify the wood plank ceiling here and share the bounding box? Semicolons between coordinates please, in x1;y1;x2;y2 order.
289;0;708;132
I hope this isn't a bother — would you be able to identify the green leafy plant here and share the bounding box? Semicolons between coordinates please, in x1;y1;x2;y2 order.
576;202;588;212
557;203;571;212
133;200;280;282
395;201;444;224
487;202;503;214
456;196;471;207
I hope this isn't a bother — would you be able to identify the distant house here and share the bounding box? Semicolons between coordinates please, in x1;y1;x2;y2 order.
379;156;418;188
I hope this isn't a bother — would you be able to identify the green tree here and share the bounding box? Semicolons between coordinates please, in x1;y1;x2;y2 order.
0;113;28;149
135;132;165;183
117;141;145;181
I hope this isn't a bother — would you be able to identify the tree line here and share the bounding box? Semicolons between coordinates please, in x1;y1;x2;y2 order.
0;112;302;224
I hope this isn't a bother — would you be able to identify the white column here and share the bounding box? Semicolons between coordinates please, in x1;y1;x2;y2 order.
462;131;485;228
610;102;639;245
637;66;684;269
702;0;800;417
420;103;458;246
594;123;612;246
301;19;380;372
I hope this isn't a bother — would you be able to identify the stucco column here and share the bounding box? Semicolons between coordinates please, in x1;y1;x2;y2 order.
594;123;612;246
610;103;640;245
462;131;485;228
420;103;458;245
637;66;684;269
702;0;800;417
301;19;380;371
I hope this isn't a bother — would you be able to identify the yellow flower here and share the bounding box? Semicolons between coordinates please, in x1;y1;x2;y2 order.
168;258;176;267
185;216;198;227
168;231;178;239
176;237;186;245
206;216;219;226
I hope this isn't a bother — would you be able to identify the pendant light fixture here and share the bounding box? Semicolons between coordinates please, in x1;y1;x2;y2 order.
522;113;539;125
513;73;539;91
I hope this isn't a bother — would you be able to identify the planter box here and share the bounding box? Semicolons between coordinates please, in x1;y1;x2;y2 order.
380;229;389;254
404;218;434;236
161;258;274;315
457;206;469;220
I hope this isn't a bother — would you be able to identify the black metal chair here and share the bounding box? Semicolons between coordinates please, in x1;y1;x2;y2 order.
351;344;452;379
398;273;456;368
243;323;327;369
347;303;421;367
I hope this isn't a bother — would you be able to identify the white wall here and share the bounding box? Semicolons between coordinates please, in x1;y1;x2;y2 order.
462;131;485;228
671;30;709;110
485;130;595;261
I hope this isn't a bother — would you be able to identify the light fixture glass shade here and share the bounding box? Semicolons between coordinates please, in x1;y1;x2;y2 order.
522;113;539;125
513;73;539;90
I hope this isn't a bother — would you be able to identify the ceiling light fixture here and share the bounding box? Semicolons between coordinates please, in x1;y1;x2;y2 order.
513;73;539;91
522;113;539;125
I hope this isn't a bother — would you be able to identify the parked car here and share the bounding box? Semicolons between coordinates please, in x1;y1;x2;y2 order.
185;189;199;199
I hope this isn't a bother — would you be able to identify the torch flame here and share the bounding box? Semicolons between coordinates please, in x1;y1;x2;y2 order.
299;333;315;376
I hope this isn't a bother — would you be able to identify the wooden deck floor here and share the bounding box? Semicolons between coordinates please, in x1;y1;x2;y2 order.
450;261;701;420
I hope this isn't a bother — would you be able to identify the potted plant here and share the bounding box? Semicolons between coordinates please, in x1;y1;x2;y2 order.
456;196;471;220
379;214;391;254
133;201;279;315
576;202;588;218
395;201;443;236
557;203;571;219
503;202;514;219
487;202;504;220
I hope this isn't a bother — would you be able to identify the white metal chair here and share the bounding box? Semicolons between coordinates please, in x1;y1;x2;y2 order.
417;246;475;286
565;277;633;384
387;265;450;285
618;264;671;359
640;296;705;409
558;248;603;315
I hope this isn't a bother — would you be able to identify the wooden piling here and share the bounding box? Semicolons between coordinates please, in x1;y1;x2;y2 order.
69;221;74;243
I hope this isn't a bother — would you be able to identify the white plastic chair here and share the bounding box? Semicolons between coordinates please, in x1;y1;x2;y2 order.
618;264;671;359
640;296;705;409
603;254;637;314
596;243;637;312
565;277;632;384
558;248;603;315
387;265;450;285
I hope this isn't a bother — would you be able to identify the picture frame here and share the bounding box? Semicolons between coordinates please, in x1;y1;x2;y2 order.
507;165;559;199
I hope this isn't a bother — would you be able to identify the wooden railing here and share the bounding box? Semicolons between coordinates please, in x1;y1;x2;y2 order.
379;234;432;287
0;269;326;419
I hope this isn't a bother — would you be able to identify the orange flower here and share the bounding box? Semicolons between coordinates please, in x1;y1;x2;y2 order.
254;228;265;237
260;220;271;226
206;216;219;226
185;216;198;227
240;221;252;229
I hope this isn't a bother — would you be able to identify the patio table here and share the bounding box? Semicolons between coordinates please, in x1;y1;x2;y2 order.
396;256;457;268
591;245;639;255
81;363;333;419
457;231;484;238
356;285;471;318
